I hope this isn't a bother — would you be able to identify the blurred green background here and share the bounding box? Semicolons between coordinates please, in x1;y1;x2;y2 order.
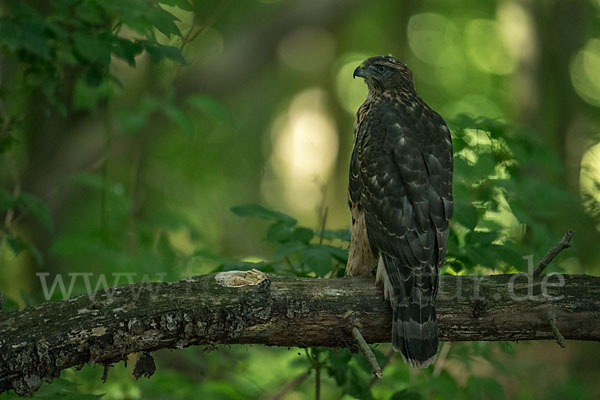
1;0;600;399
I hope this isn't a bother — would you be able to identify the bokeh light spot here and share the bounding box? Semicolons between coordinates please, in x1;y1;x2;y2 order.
580;141;600;216
465;19;515;75
407;13;461;66
262;89;339;213
571;39;600;108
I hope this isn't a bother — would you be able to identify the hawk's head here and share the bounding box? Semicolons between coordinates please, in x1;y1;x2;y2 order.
353;56;415;94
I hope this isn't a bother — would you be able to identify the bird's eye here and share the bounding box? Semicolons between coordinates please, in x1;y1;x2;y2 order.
377;65;386;73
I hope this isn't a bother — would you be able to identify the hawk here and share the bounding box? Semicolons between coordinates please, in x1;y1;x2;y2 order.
346;56;453;368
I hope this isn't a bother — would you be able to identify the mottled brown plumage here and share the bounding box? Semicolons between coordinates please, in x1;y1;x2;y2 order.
346;56;453;368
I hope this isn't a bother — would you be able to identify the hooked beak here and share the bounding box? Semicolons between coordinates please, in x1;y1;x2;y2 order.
353;64;366;79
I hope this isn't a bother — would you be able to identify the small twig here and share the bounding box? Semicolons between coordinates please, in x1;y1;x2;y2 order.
319;206;328;245
267;371;310;400
368;348;394;387
533;229;575;278
549;316;566;348
352;327;382;379
171;0;231;80
433;342;452;377
101;364;111;383
284;256;295;273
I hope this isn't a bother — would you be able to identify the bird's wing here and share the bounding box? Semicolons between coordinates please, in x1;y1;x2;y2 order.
359;105;453;289
420;111;453;270
349;102;371;208
359;109;435;267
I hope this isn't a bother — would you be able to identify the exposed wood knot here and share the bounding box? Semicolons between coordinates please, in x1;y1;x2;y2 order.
215;269;269;288
472;300;486;319
133;352;156;379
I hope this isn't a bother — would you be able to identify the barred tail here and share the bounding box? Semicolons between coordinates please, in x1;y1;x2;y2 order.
392;300;438;368
377;254;439;368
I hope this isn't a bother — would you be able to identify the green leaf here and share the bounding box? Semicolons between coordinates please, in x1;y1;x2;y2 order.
344;367;373;400
486;245;524;271
466;230;499;246
474;153;497;179
2;295;19;312
327;349;351;386
111;38;143;67
21;20;49;58
32;376;105;399
391;389;423;400
117;96;162;133
0;188;14;211
156;231;177;264
452;136;468;153
322;244;348;263
266;222;294;243
300;245;331;276
117;110;149;133
0;19;22;51
158;0;194;11
17;192;53;230
19;289;36;307
7;234;26;255
73;78;112;110
318;228;351;242
85;66;105;87
231;204;297;226
186;95;232;123
27;240;44;266
146;6;182;38
4;233;41;266
143;41;186;64
274;241;306;258
72;32;112;66
454;199;478;229
164;104;195;135
76;2;108;25
293;227;314;244
497;341;516;354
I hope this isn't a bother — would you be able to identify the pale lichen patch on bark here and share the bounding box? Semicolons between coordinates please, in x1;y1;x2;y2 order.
91;326;107;336
215;269;268;287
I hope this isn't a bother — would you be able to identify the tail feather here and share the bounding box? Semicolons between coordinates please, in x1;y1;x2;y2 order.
392;301;438;368
378;254;439;368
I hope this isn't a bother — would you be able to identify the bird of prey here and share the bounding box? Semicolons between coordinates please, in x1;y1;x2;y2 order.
346;56;453;368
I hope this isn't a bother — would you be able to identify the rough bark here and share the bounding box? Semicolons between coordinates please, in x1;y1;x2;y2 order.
1;271;599;396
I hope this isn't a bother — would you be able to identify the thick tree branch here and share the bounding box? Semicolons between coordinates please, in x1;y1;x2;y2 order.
1;271;599;396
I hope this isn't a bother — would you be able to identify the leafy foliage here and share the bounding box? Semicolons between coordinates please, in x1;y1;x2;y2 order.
0;0;187;116
230;203;349;277
0;0;191;275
